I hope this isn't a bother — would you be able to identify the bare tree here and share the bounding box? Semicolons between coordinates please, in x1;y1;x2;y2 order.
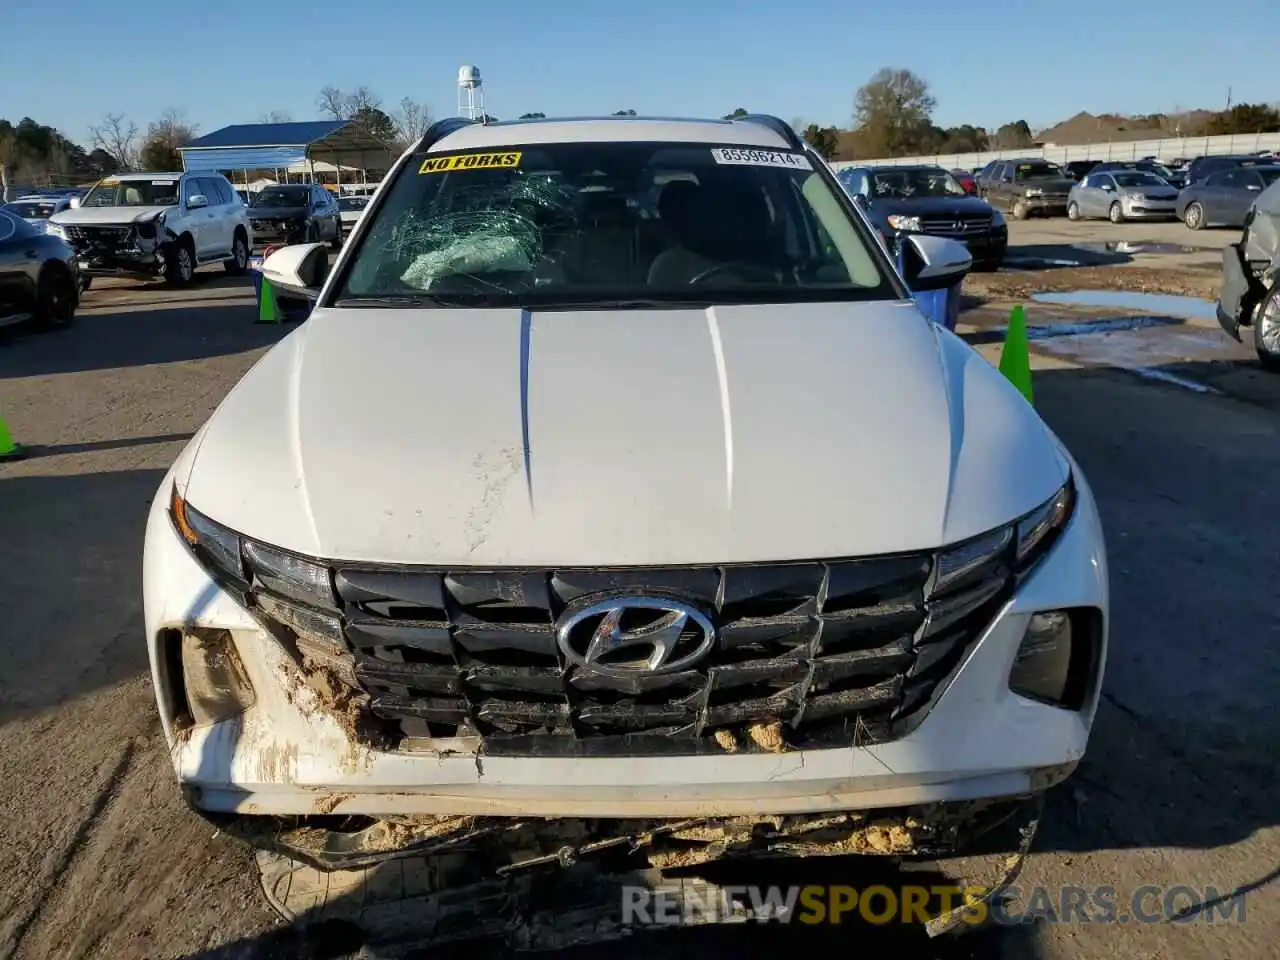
393;97;432;149
347;86;381;115
89;112;139;170
317;86;348;120
258;110;293;123
0;131;14;202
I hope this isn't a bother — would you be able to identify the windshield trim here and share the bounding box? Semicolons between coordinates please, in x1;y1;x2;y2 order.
320;140;910;310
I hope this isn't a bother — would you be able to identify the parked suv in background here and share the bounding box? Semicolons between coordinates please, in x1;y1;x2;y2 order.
144;114;1108;934
47;172;251;286
979;159;1075;219
247;183;342;251
839;164;1007;270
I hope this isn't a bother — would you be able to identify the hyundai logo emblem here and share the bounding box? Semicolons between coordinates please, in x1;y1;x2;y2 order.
556;596;716;676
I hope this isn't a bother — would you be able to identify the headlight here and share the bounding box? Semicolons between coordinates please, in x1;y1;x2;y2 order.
46;222;68;240
886;214;921;232
1129;193;1146;202
1023;188;1043;198
170;485;345;658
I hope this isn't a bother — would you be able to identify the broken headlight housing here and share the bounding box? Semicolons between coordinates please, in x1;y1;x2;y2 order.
170;484;346;661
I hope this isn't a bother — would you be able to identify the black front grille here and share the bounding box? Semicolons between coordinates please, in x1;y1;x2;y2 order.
275;548;1013;756
67;224;133;250
919;215;992;237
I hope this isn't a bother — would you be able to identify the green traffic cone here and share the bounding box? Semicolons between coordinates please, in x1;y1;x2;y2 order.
999;304;1034;405
257;278;282;325
0;411;26;462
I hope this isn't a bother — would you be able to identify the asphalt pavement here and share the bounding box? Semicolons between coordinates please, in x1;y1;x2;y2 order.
0;224;1277;959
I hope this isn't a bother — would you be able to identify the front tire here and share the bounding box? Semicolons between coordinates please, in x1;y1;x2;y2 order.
34;265;77;329
1184;202;1205;230
165;238;195;285
224;230;249;275
78;276;93;293
1011;199;1029;220
1253;287;1280;372
1108;201;1124;224
1067;201;1081;221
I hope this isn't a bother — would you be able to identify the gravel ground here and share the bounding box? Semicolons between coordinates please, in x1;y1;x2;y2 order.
1;225;1277;959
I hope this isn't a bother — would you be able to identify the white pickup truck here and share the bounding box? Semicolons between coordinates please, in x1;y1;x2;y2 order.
48;171;252;287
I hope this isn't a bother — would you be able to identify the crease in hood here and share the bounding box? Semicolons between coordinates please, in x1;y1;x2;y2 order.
184;300;1067;567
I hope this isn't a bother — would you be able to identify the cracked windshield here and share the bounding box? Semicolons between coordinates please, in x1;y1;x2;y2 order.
338;141;887;305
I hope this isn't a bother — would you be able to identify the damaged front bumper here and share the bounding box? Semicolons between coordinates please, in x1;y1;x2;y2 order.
248;795;1046;950
65;221;170;279
1216;241;1274;341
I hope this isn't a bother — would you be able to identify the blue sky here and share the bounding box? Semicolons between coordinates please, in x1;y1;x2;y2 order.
3;0;1274;147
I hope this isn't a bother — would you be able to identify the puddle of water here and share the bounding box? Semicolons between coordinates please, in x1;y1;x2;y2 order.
1004;256;1086;268
1071;241;1206;256
1026;315;1182;339
1032;290;1217;322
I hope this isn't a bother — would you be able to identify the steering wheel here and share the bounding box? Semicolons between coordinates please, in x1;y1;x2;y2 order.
687;262;780;286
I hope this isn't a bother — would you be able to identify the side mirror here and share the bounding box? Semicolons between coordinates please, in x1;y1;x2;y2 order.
68;196;82;209
187;194;209;209
901;235;972;292
260;242;329;300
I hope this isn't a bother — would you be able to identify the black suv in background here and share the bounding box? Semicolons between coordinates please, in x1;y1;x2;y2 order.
976;159;1076;219
246;184;343;250
1185;155;1271;187
838;164;1007;270
1064;160;1100;181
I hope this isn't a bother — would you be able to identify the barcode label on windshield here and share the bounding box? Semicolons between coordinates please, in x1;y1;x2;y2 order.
711;148;811;170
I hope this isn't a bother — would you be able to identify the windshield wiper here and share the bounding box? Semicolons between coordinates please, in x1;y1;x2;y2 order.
333;294;470;307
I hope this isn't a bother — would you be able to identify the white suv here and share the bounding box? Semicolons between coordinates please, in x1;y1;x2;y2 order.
144;115;1108;932
48;171;252;286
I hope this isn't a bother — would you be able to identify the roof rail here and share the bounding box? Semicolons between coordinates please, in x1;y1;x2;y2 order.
733;114;804;151
415;117;479;153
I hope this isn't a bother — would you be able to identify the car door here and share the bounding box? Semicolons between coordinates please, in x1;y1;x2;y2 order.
208;178;237;253
181;177;213;258
1085;174;1117;217
1221;169;1265;226
0;211;35;320
315;187;336;239
985;163;1010;208
1196;171;1233;225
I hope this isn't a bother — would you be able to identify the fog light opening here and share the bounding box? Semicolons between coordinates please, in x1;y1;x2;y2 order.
1008;609;1098;711
180;628;257;725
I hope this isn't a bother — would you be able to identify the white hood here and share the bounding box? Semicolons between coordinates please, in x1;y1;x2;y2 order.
50;205;169;226
182;301;1068;566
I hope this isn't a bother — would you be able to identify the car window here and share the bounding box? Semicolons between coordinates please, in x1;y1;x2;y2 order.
1204;171;1232;188
1260;168;1280;187
334;140;894;308
868;168;966;198
194;178;220;204
1113;172;1164;188
82;177;180;207
252;186;310;207
1221;170;1252;189
1014;162;1064;181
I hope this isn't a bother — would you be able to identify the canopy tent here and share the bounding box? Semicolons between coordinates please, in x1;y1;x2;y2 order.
284;159;363;175
178;120;396;176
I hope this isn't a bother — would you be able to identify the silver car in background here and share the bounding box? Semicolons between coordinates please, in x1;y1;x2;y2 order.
1067;170;1179;223
0;195;73;232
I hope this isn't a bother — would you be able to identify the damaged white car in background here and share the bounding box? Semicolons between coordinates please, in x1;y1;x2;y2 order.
143;114;1109;947
47;171;251;287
